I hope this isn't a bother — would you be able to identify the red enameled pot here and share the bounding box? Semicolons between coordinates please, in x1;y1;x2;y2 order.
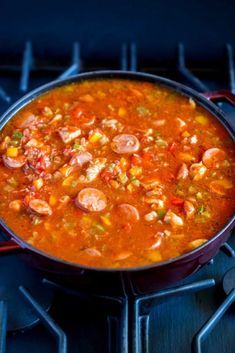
0;71;234;296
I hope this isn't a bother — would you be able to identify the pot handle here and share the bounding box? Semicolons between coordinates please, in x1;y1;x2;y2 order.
0;240;23;255
202;90;235;105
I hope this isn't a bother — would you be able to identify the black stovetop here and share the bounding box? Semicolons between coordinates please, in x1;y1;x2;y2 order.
0;42;235;353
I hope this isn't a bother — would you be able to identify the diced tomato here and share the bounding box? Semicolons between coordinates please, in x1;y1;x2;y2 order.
168;142;178;153
130;154;142;165
100;171;112;182
171;197;184;206
165;172;175;182
122;222;132;233
24;194;31;205
71;107;83;119
142;151;154;160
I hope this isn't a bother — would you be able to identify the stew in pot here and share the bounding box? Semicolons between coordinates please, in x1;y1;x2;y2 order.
0;79;234;268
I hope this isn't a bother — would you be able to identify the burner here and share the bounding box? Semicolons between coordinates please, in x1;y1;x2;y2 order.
192;268;235;353
0;254;54;331
222;267;235;295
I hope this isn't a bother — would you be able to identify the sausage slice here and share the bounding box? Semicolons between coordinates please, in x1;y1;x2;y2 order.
116;203;140;223
75;188;107;212
28;199;52;216
111;134;140;154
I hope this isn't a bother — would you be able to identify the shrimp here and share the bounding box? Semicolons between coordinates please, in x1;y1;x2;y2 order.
177;163;189;180
164;210;184;227
202;148;226;168
209;179;233;195
2;155;26;168
189;162;207;181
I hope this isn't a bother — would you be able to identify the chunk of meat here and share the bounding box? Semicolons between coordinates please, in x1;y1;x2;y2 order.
184;200;195;218
111;134;140;154
116;203;140;223
141;179;161;191
28;199;52;216
113;251;132;261
188;239;207;250
101;118;121;131
153;119;165;127
79;94;94;103
57;127;81;143
16;112;37;128
69;151;92;167
149;234;162;250
176;163;189;180
84;248;102;256
176;118;186;130
2;155;26;168
9;200;22;212
82;117;96;127
202;148;226;168
189;162;207;181
164;210;184;227
78;158;106;183
75;188;107;212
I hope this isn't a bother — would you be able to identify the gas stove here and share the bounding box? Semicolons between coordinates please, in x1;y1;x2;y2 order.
0;42;235;353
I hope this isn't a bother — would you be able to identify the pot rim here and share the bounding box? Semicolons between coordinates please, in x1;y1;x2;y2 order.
0;70;234;273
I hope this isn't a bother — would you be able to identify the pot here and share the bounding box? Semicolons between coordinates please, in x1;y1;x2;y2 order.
0;71;234;296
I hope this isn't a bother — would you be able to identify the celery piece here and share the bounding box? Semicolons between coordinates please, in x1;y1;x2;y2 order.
12;131;23;139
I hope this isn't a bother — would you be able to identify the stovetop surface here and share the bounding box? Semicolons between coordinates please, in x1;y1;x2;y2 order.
0;45;235;353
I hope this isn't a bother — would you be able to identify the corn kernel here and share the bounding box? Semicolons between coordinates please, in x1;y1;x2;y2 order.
147;250;162;262
110;180;119;189
195;115;208;125
188;239;207;250
89;132;103;143
97;91;106;99
118;107;126;117
81;216;92;225
6;147;18;157
59;164;73;177
33;178;43;190
182;131;190;137
120;157;128;171
127;183;134;193
129;166;142;176
62;175;75;187
44;223;51;231
100;215;111;227
49;195;57;206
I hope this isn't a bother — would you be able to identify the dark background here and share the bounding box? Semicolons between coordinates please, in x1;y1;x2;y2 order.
0;0;234;66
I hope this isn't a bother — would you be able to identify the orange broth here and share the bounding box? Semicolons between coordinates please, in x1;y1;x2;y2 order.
0;79;234;268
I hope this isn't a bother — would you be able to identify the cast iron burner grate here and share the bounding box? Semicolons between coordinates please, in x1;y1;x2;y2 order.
0;41;235;353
